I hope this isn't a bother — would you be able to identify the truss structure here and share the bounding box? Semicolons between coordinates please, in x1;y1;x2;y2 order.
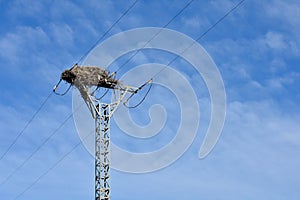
83;87;134;200
54;65;150;200
95;103;110;200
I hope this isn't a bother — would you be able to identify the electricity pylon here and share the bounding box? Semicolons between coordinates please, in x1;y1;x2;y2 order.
54;65;150;200
84;87;133;200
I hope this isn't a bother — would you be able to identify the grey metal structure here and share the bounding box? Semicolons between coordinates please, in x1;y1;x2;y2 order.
85;88;131;200
95;103;110;200
54;65;149;200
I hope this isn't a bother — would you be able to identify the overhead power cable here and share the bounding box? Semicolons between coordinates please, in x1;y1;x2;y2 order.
152;0;246;79
13;129;93;200
2;0;139;195
77;0;139;64
109;0;195;107
0;0;138;168
0;110;75;186
0;92;52;162
12;0;246;198
10;0;195;197
1;0;138;163
113;0;195;73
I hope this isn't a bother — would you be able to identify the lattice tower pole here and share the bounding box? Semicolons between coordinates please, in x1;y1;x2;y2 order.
95;103;111;200
83;87;132;200
55;65;140;200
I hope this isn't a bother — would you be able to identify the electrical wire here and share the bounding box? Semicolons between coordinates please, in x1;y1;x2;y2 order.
76;0;139;64
55;0;194;104
110;0;195;108
152;0;246;79
1;0;139;181
123;79;153;109
0;107;78;186
0;92;53;162
8;0;194;196
113;0;195;73
126;0;246;107
13;129;94;200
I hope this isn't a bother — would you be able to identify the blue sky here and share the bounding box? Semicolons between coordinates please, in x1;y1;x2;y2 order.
0;0;300;199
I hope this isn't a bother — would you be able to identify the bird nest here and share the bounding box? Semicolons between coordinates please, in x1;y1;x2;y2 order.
61;65;119;89
60;65;119;101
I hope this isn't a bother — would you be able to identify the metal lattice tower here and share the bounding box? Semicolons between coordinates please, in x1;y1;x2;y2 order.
54;65;149;200
85;88;131;200
95;103;110;200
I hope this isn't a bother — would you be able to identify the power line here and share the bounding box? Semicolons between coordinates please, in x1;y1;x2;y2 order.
0;0;138;176
113;0;195;73
14;129;93;200
1;0;139;192
0;109;75;186
0;92;53;162
152;0;246;79
9;0;195;197
77;0;139;64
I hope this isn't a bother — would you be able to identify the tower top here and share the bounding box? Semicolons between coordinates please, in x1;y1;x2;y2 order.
61;65;119;90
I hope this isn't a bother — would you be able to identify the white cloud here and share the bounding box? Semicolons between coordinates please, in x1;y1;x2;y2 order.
266;71;300;91
0;26;49;64
48;23;74;48
265;0;300;31
264;31;287;50
181;16;204;29
7;0;46;18
210;0;235;13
